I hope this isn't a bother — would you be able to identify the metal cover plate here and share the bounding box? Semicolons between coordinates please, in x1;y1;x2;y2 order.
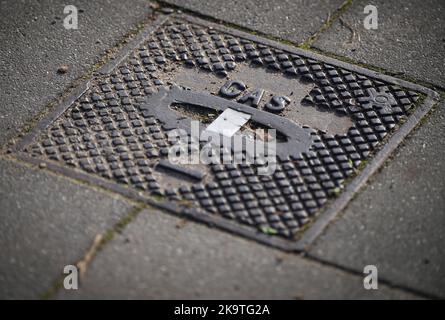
11;14;439;251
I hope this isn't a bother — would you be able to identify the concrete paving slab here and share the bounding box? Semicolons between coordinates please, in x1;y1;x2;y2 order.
58;208;419;299
309;103;445;298
163;0;344;45
0;158;134;299
0;0;152;147
313;0;445;88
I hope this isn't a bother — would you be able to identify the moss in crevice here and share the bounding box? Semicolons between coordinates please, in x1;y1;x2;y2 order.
302;47;444;93
2;10;160;153
40;206;145;300
153;0;444;93
299;0;354;49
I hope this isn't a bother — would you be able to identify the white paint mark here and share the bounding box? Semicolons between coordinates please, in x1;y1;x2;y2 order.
205;108;251;137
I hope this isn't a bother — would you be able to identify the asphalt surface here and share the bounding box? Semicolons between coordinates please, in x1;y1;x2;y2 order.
0;0;443;299
309;0;445;298
163;0;344;45
0;0;152;147
309;103;445;298
313;0;445;88
0;159;134;299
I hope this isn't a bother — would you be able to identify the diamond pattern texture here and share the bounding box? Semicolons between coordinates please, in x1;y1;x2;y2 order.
22;16;420;240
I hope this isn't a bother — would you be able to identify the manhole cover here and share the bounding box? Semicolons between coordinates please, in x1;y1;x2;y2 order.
11;14;438;251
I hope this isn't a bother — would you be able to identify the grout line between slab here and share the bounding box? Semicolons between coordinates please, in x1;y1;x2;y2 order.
40;205;146;300
2;5;443;299
304;253;442;299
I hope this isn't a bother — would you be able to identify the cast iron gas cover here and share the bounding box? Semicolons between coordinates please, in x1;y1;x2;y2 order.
10;14;439;251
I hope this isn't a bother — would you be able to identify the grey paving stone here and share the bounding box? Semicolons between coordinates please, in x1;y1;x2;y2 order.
0;158;134;299
0;0;152;147
313;0;445;87
58;209;419;299
163;0;343;44
309;103;445;298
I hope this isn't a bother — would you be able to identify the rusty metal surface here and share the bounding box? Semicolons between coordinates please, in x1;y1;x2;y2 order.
10;14;439;251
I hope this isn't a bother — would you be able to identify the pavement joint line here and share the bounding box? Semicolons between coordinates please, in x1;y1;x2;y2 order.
292;85;438;250
305;46;445;92
153;0;444;93
152;0;318;46
1;0;437;158
302;98;443;250
40;205;146;300
3;138;442;299
2;153;439;299
9;138;443;299
299;98;444;299
0;9;161;153
0;152;433;297
150;4;444;115
40;203;433;300
299;0;355;49
1;2;438;157
0;154;144;207
2;87;439;263
153;0;353;49
7;11;440;252
153;0;354;50
303;253;441;300
379;98;444;162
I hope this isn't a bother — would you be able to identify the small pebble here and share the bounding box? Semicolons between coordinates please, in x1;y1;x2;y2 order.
161;7;175;14
39;162;47;169
57;64;69;74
